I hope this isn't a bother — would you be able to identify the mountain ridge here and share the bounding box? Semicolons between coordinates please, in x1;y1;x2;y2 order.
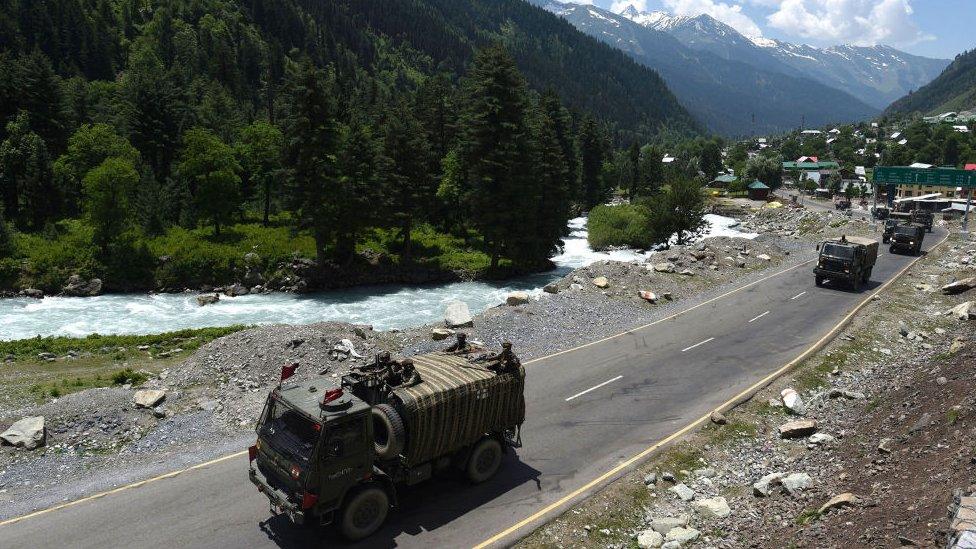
886;48;976;115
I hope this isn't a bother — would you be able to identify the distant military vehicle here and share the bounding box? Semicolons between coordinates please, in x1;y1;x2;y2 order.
910;210;934;233
882;218;899;243
248;338;525;541
889;223;925;255
814;235;879;291
834;197;851;210
871;205;889;220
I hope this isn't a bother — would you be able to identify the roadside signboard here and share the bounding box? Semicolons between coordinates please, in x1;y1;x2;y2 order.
872;166;976;187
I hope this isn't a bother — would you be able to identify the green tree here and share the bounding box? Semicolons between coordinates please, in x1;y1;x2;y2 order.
53;124;140;217
519;107;571;265
280;59;340;264
626;141;641;199
639;144;664;197
578;115;606;209
744;155;783;189
236;121;283;226
0;112;56;229
382;102;435;261
541;89;578;200
83;157;139;251
177;128;241;235
334;122;383;262
0;204;12;257
699;139;722;180
665;178;706;245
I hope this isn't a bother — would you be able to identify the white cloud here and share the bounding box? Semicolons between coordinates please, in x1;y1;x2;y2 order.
662;0;765;37
765;0;933;46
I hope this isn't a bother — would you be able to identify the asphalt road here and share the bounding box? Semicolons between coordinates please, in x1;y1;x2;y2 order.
0;227;946;549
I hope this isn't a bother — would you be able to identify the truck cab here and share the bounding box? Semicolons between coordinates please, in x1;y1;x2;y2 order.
889;223;925;255
910;210;934;233
882;218;899;243
814;235;879;291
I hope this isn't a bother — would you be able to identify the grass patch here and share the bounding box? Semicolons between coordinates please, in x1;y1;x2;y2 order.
704;419;758;446
587;204;654;250
657;444;704;478
948;408;961;425
0;326;247;361
27;367;152;400
794;508;821;526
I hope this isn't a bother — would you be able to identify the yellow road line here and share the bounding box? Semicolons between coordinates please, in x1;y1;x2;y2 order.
0;451;246;527
473;232;949;548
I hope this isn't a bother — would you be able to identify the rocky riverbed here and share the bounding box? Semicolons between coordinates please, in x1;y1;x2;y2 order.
0;204;918;521
519;231;976;549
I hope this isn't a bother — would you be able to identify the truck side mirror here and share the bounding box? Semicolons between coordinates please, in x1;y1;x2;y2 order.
816;243;821;251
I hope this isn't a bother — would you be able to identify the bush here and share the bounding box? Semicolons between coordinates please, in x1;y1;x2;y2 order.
587;204;654;249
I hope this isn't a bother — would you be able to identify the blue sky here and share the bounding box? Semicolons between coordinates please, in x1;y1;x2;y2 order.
571;0;974;59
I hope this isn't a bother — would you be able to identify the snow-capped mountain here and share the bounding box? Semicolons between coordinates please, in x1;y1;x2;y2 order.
617;6;949;109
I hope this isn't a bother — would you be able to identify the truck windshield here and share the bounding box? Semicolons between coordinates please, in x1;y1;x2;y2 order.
821;243;853;260
259;398;320;463
894;226;917;236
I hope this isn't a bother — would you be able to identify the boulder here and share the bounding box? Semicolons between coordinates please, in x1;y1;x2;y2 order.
757;253;772;261
196;294;220;306
947;302;975;321
543;283;559;294
679;269;695;276
693;496;731;518
665;527;700;545
809;433;836;445
649;515;689;534
431;328;454;341
19;288;44;299
638;290;658;303
818;493;859;514
0;416;45;449
949;337;967;355
828;388;864;400
753;473;785;497
779;419;818;439
133;389;166;409
224;283;249;297
709;411;728;425
942;277;976;295
243;266;265;287
781;472;813;496
668;483;695;501
592;276;610;289
637;529;664;549
653;262;676;273
505;291;530;306
62;275;103;297
444;300;473;327
781;388;807;415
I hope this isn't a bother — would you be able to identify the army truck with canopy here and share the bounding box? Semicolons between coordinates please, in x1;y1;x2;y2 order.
882;218;899;243
910;210;934;233
889;223;925;255
814;235;879;291
248;338;526;541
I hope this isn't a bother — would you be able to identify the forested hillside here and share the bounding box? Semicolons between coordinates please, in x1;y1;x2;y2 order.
0;0;700;293
887;49;976;115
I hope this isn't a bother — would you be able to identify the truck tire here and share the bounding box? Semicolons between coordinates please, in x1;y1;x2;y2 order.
815;276;823;287
371;404;405;460
466;438;503;484
864;268;872;282
852;275;861;291
339;485;389;541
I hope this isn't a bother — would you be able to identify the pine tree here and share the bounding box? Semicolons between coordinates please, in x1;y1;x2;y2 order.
334;122;382;262
578;115;606;209
236;121;283;226
382;100;435;261
639;144;664;197
16;51;66;152
456;44;532;269
177;128;241;235
279;58;340;263
541;89;578;199
0;204;12;257
521;107;571;265
627;141;641;199
0;112;57;229
699;139;722;180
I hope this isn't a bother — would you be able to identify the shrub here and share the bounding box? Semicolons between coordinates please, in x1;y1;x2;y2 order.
587;204;654;250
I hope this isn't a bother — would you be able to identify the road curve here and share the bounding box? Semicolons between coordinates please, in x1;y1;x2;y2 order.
0;228;947;549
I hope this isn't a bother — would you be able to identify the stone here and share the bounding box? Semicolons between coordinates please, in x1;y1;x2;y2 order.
781;473;813;496
224;283;249;297
809;433;835;445
949;337;967;355
592;276;610;289
781;388;807;415
828;388;865;400
243;266;264;287
818;493;859;514
444;300;473;327
506;291;530;306
637;529;665;548
570;283;583;291
0;416;45;449
753;473;785;497
543;283;559;294
709;411;728;425
639;290;658;303
431;328;454;341
937;376;948;386
694;467;716;479
877;438;894;454
644;472;657;485
779;419;818;439
942;277;976;295
947;302;975;321
133;389;166;408
757;253;772;261
679;269;694;276
649;515;689;534
694;496;731;518
62;275;103;297
196;293;220;306
669;483;695;501
653;262;676;273
333;338;363;359
665;527;700;545
19;288;43;299
661;471;676;482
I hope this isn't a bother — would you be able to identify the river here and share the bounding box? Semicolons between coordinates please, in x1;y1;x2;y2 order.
0;215;755;340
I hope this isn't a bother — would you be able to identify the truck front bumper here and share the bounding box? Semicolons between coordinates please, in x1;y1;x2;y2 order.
249;465;305;525
813;268;853;280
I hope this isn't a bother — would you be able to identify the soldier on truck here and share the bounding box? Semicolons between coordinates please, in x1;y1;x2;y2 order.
248;334;526;541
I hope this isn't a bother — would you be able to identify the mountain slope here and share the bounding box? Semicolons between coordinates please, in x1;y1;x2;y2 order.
538;1;878;136
617;7;949;110
886;49;976;115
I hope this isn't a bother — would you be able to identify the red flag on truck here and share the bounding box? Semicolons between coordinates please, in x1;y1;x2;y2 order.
280;363;298;382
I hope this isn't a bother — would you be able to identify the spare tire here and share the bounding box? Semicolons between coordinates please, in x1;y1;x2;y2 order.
371;404;405;460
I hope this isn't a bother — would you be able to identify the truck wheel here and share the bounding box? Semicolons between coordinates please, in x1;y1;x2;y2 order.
889;245;896;254
466;438;503;484
339;485;389;541
852;276;861;291
864;268;872;282
815;276;823;287
371;404;406;460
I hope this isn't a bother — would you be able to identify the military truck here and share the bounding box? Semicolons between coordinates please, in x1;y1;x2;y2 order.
910;210;934;233
248;339;526;541
814;235;879;291
881;218;899;243
889;223;925;255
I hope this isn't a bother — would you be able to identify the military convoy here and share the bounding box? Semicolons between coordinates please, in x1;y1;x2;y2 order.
814;235;879;290
889;224;925;255
248;337;526;541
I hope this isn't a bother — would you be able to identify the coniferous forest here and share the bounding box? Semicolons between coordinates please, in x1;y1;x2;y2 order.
0;0;706;293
